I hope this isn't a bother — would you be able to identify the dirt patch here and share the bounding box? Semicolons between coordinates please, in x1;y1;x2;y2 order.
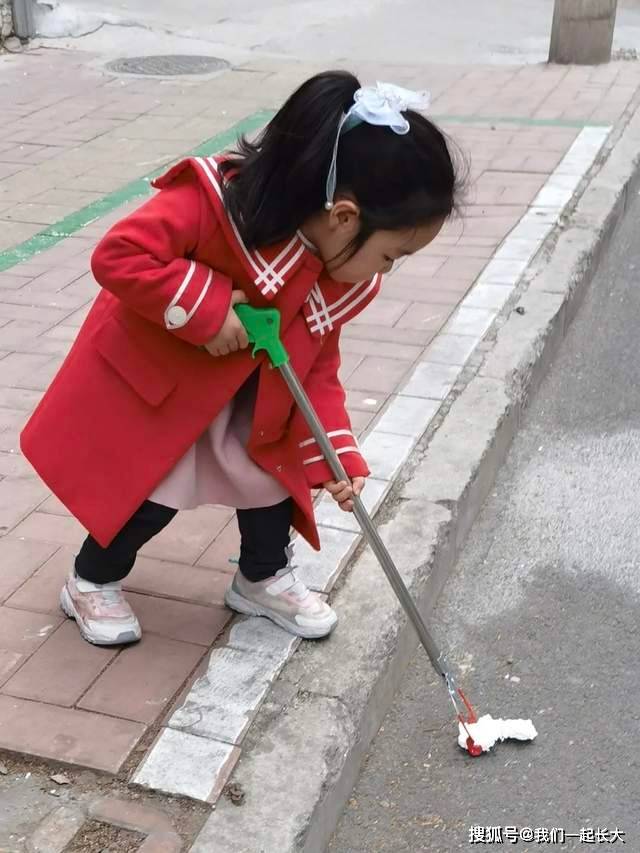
65;820;145;853
0;751;210;850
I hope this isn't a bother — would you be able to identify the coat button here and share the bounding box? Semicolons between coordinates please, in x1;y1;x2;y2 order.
259;430;265;437
276;464;283;472
167;305;188;327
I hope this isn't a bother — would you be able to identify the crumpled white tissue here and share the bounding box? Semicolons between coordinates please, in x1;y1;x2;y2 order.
458;714;538;752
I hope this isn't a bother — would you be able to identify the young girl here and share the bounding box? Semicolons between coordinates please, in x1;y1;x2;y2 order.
21;71;460;647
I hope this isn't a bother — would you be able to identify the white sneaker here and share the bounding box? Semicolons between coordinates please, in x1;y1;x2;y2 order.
60;573;141;646
224;548;337;639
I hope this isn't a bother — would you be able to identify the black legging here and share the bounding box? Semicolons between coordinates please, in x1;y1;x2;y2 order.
75;498;293;584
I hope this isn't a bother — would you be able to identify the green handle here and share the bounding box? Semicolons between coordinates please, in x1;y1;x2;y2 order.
234;304;289;368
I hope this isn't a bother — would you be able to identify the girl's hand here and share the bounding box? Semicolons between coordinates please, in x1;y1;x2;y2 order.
205;290;250;356
323;477;365;512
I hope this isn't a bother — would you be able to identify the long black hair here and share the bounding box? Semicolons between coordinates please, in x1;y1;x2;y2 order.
220;70;463;257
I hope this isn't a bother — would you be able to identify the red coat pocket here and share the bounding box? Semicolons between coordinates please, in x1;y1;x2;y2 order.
93;316;177;407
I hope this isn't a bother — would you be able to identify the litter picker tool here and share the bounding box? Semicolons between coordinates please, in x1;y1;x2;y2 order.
235;304;483;756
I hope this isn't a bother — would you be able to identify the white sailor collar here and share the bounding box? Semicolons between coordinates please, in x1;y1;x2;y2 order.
153;156;381;337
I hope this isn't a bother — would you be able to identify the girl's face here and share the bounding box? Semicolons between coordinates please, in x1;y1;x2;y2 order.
302;201;445;284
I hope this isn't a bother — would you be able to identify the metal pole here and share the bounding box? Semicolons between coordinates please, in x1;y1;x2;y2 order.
10;0;35;39
549;0;618;65
278;360;457;687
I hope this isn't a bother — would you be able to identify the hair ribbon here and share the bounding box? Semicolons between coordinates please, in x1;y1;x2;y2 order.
325;82;431;209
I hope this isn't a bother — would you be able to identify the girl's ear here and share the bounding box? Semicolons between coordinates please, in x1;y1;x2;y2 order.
328;199;360;236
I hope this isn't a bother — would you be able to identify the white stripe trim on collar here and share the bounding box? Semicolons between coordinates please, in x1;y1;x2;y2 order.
205;158;305;291
320;275;380;330
195;157;306;296
306;283;333;335
254;235;299;288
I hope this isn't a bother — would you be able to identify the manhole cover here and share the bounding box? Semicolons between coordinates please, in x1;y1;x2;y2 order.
105;55;229;76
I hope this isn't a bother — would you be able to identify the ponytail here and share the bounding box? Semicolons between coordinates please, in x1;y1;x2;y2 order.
220;71;360;248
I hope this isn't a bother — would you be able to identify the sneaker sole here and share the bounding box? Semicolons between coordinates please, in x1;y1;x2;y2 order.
60;586;141;646
224;586;337;639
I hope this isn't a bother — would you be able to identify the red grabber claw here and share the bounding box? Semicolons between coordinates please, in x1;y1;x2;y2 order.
457;687;478;723
466;736;483;757
455;687;483;757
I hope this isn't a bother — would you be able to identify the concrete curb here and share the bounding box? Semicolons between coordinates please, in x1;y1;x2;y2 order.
188;106;640;852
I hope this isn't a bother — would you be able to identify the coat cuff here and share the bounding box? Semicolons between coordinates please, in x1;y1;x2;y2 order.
163;261;233;346
299;430;370;488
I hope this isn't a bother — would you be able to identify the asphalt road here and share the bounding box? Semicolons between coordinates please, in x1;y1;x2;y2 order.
329;190;640;849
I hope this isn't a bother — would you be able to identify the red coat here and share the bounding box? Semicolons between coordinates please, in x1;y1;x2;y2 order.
21;156;382;549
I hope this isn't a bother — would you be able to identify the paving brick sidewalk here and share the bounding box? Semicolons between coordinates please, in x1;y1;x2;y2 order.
1;46;639;801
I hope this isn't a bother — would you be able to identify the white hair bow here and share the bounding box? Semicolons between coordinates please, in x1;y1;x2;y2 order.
325;82;431;208
347;82;431;134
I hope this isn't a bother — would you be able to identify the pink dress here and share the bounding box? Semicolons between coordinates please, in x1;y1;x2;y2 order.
150;371;289;510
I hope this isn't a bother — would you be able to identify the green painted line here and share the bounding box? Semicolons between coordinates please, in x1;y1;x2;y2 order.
432;113;609;129
0;110;274;273
0;104;607;274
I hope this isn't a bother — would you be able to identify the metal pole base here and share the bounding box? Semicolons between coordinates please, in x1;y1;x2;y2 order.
10;0;36;40
549;0;618;65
